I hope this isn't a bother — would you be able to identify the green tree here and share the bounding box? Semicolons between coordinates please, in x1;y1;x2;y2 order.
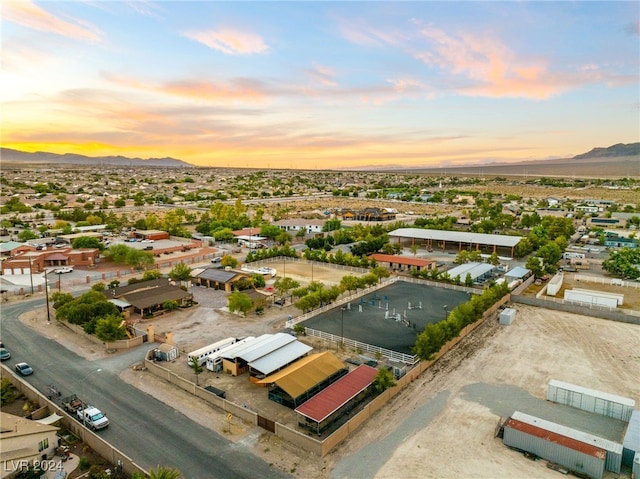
169;263;192;282
148;465;182;479
162;300;180;311
410;244;418;256
525;256;545;278
372;367;397;393
602;247;640;279
188;356;204;386
227;291;253;316
18;229;38;242
143;270;163;281
274;277;300;300
251;273;266;288
71;236;105;251
94;314;126;342
323;219;342;232
221;255;238;268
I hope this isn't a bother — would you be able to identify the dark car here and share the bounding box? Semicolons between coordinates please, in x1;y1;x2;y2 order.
0;348;10;361
15;362;34;376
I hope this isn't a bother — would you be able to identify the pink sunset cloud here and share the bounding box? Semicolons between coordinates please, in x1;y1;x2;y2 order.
3;0;102;43
415;26;570;99
183;28;269;55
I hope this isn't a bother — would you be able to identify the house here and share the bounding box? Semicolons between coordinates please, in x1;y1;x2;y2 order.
192;267;250;293
604;236;638;249
1;248;99;276
132;229;170;241
588;217;627;229
272;219;325;235
104;278;193;317
0;412;59;478
339;208;397;222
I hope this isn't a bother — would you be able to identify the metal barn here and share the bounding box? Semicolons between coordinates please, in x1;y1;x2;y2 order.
546;379;635;422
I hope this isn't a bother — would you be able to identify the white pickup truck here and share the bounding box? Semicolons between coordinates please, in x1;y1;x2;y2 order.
77;405;110;430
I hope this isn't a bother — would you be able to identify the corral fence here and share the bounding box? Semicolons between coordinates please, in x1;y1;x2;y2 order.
574;274;640;289
304;327;418;365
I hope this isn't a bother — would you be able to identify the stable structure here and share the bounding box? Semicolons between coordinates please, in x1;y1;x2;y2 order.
445;262;495;284
219;333;300;377
547;380;635;422
295;364;378;435
248;340;313;379
499;308;516;325
367;253;436;273
257;352;348;409
388;228;522;256
503;411;623;478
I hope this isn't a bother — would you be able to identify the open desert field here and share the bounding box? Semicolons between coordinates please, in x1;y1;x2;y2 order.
332;303;640;479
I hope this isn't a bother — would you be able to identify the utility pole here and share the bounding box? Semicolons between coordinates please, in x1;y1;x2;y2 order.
45;269;51;323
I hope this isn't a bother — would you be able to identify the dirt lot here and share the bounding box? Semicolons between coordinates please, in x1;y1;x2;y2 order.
19;272;640;479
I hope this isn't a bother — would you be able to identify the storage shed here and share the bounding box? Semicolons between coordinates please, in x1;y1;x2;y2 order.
563;289;618;308
547;379;635;422
499;308;516;325
154;343;179;361
503;411;623;478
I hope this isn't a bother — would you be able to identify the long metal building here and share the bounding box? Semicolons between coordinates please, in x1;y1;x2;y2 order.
503;411;623;479
546;379;635;422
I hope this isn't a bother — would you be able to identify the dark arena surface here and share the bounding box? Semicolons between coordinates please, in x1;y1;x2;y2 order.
301;281;471;354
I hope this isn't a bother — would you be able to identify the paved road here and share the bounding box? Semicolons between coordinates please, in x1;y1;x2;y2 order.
1;298;290;479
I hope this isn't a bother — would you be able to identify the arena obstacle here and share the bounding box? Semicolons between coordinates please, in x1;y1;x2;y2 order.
408;301;422;310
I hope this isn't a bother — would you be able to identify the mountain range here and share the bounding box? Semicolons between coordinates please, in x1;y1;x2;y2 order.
0;148;193;168
1;143;638;171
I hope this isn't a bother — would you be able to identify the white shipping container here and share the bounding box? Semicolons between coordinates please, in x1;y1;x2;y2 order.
564;290;618;308
547;380;635;422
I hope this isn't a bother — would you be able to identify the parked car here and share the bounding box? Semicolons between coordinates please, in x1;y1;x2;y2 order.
53;266;74;274
15;362;33;376
0;348;10;361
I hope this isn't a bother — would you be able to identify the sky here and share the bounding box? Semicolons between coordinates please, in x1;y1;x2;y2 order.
1;1;639;170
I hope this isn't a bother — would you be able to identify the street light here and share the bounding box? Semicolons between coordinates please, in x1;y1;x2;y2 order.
79;368;102;427
340;307;346;346
443;305;449;320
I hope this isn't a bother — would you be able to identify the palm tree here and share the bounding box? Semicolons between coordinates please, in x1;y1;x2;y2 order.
149;465;182;479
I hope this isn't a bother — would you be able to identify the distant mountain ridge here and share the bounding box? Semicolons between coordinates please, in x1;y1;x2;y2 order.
0;148;194;168
573;142;640;159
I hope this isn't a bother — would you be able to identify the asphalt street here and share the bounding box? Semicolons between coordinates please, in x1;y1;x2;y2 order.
0;298;291;479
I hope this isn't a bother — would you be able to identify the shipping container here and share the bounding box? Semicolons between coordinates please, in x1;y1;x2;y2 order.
547;379;635;422
503;413;605;479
